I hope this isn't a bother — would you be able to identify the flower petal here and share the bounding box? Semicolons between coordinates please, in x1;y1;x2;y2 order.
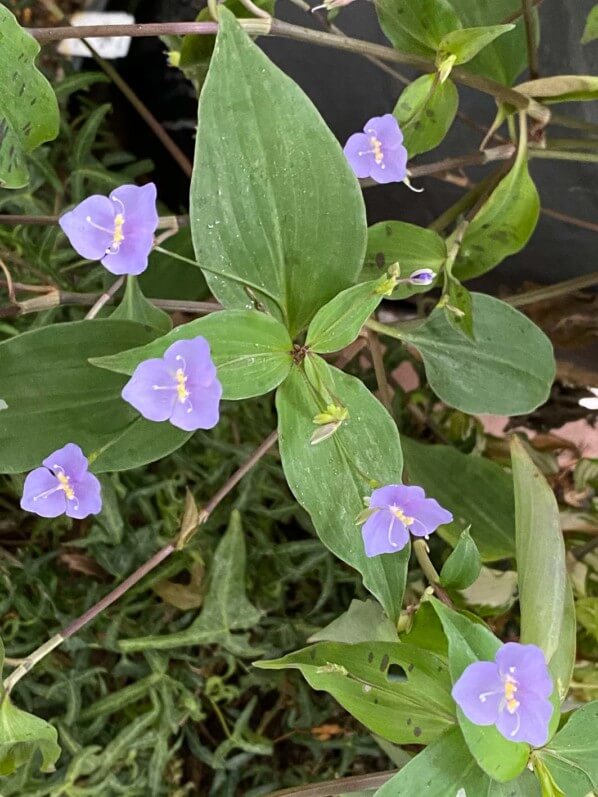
362;509;409;557
110;183;159;236
364;114;404;149
122;358;177;422
403;496;453;535
42;443;89;481
101;233;154;276
343;132;375;179
495;694;553;747
452;661;503;725
495;643;553;699
20;468;66;518
59;195;115;260
368;484;409;510
67;472;103;519
163;337;217;387
369;145;408;184
169;379;222;431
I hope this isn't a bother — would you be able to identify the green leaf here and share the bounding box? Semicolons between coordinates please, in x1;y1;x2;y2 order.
440;529;481;589
277;357;406;624
511;437;567;668
309;599;399;644
0;320;190;475
398;293;555;415
190;9;366;335
256;641;456;745
438;25;515;66
402;437;516;561
375;0;462;59
393;75;459;158
92;309;292;401
441;272;475;341
448;0;533;85
120;511;262;656
0;6;59;188
517;75;598;103
547;578;575;702
430;599;530;781
139;227;207;301
536;702;598;797
576;596;598;642
361;221;447;299
375;727;541;796
453;135;540;280
0;697;61;776
306;278;388;354
582;5;598;44
111;277;173;334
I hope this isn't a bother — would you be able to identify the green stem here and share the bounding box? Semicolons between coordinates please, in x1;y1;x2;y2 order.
153;245;287;322
529;147;598;163
365;318;406;342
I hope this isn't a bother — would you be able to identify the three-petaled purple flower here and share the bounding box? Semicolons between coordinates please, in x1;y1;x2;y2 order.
121;337;222;432
452;642;554;747
59;183;159;276
344;114;408;184
360;484;453;557
21;444;102;519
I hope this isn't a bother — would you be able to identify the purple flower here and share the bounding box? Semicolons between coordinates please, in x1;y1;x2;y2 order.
20;443;102;519
121;337;222;432
59;183;159;276
360;484;453;557
343;114;408;184
452;642;554;747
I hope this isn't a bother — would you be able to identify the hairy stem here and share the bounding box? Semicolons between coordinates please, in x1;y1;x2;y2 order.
412;540;453;607
3;431;278;695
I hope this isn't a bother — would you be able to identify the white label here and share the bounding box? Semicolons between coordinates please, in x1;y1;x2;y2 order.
57;12;135;60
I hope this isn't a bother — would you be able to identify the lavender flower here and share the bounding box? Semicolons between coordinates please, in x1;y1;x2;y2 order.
59;183;159;276
452;642;554;747
360;484;453;557
407;268;436;286
21;443;102;519
121;337;222;432
343;114;408;184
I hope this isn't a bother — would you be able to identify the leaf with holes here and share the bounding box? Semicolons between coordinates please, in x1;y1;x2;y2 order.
0;6;59;188
190;9;366;335
256;641;456;745
394;75;459;158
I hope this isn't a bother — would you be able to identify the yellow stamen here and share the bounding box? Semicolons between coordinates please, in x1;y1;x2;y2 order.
391;506;414;526
113;213;125;245
370;136;384;165
175;368;190;403
57;472;75;501
504;678;519;714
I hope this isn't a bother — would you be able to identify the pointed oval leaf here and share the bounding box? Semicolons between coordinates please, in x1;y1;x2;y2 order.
453;140;540;280
394;75;459;158
582;5;598;44
0;320;190;474
0;6;59;188
306;279;386;354
399;293;555;415
256;641;456;745
440;528;481;589
277;357;406;623
511;438;569;670
361;221;447;299
0;697;61;776
375;727;540;796
190;9;366;335
430;599;530;781
92;309;292;400
438;25;515;66
111;276;173;334
375;0;462;58
517;75;598;103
